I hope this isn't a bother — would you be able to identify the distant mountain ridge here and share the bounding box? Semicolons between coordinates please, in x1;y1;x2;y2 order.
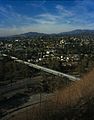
59;29;94;35
18;32;46;37
11;29;94;36
0;29;94;39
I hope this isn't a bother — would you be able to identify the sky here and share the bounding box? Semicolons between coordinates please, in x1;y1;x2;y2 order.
0;0;94;36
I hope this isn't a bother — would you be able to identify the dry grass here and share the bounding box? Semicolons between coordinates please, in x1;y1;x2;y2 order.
11;69;94;120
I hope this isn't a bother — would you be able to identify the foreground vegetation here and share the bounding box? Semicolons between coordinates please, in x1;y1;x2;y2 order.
11;68;94;120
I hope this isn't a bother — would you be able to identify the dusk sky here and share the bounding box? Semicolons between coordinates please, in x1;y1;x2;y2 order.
0;0;94;36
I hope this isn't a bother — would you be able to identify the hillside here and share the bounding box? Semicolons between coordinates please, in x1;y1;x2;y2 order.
59;29;94;35
0;29;94;40
10;68;94;120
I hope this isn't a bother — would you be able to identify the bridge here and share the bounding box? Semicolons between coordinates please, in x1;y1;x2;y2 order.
2;54;80;81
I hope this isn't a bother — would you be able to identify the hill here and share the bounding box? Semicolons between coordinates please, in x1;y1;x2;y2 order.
0;29;94;40
59;29;94;35
14;32;46;37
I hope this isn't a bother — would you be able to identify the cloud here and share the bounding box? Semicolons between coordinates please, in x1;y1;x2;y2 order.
56;5;73;17
0;4;59;26
70;0;94;25
0;5;37;27
37;13;58;21
35;13;61;25
26;0;46;7
55;0;94;27
0;4;61;27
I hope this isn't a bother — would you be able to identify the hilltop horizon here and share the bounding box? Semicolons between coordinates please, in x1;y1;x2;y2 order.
0;29;94;37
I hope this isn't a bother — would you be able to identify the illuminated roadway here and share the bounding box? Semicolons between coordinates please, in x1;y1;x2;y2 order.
2;54;80;81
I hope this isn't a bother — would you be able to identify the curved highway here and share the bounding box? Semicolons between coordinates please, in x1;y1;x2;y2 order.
2;54;80;81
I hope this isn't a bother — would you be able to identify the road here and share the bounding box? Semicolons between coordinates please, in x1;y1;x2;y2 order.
2;54;80;81
0;78;38;94
0;76;42;99
1;93;54;120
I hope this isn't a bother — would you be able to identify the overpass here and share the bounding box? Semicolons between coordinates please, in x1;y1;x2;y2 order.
2;54;80;81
